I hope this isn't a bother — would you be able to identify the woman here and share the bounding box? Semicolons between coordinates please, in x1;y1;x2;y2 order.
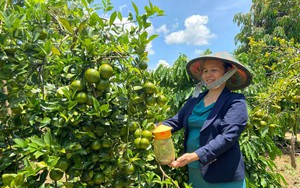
161;51;252;188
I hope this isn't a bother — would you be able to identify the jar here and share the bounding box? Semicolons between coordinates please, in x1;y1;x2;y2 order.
152;124;175;165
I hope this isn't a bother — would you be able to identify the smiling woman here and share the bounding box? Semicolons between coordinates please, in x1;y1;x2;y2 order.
160;51;252;188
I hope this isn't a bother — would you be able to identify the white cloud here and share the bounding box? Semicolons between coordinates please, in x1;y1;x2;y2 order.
146;23;155;35
157;60;170;68
165;15;216;46
156;24;169;34
146;42;155;55
171;19;179;30
194;49;204;56
119;4;127;12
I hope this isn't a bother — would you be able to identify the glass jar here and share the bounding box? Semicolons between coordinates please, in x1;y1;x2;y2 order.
152;124;175;165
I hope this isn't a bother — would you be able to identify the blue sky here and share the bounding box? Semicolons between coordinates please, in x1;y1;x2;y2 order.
96;0;252;69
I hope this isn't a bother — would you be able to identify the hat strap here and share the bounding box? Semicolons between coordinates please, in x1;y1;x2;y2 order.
192;67;237;98
207;67;237;89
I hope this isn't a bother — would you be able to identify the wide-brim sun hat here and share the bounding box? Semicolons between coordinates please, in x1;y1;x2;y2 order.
186;51;252;90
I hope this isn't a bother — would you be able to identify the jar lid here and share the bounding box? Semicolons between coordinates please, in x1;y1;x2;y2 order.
152;124;172;140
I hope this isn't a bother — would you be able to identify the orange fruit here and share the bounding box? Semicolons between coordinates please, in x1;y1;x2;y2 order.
80;171;93;182
70;80;84;91
143;82;156;94
139;138;150;149
84;68;100;83
134;137;141;149
292;95;300;103
139;61;148;70
90;140;102;151
113;178;124;188
141;130;152;140
96;79;110;90
259;120;267;127
134;129;142;138
99;64;113;79
128;122;138;132
145;95;156;106
49;168;64;181
124;163;135;175
93;172;105;185
75;92;87;104
90;153;100;163
56;158;71;171
156;94;167;106
102;139;112;148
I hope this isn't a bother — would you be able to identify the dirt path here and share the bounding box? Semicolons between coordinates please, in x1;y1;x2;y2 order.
274;154;300;188
273;132;300;188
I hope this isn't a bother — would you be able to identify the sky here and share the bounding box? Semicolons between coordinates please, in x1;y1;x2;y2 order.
95;0;252;70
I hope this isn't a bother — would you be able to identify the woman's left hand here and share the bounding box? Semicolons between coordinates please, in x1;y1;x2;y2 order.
169;153;199;168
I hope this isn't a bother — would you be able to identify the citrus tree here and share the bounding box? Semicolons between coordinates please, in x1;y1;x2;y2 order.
233;0;300;187
0;0;186;187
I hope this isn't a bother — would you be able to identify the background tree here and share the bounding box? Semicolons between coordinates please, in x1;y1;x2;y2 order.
233;0;300;187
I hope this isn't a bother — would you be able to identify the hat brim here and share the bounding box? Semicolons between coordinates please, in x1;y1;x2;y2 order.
186;52;252;90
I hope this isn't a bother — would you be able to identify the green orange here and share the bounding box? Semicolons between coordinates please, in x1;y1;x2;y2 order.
99;64;113;79
139;138;150;149
84;68;100;83
141;130;152;140
134;129;143;138
75;92;88;104
70;80;84;91
56;158;71;171
139;61;148;70
156;94;167;106
49;168;64;181
90;140;102;151
96;79;110;90
124;163;135;175
145;95;156;106
143;82;156;94
93;172;105;185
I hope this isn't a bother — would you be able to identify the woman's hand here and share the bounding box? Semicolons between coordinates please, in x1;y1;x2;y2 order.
169;153;199;168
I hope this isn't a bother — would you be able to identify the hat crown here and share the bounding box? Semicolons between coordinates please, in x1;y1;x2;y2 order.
186;51;252;90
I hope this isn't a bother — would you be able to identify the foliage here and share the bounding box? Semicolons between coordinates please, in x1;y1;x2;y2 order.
0;0;190;187
234;0;300;53
234;0;300;187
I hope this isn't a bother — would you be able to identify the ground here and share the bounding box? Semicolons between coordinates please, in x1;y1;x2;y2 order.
274;133;300;188
274;154;300;188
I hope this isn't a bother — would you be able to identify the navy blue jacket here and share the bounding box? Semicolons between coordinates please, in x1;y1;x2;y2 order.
162;88;247;183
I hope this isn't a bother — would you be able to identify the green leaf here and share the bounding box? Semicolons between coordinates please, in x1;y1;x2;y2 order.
51;46;61;55
40;117;51;125
44;130;52;146
45;156;60;167
148;34;158;42
117;11;122;22
77;20;87;33
132;2;139;15
99;104;109;112
30;136;46;147
109;11;117;26
33;151;45;159
92;97;100;111
58;17;73;33
13;138;28;148
68;101;77;110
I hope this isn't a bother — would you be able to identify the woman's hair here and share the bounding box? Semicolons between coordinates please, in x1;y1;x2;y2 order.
223;62;233;69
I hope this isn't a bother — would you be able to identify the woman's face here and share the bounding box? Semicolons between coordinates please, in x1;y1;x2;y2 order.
201;59;226;86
